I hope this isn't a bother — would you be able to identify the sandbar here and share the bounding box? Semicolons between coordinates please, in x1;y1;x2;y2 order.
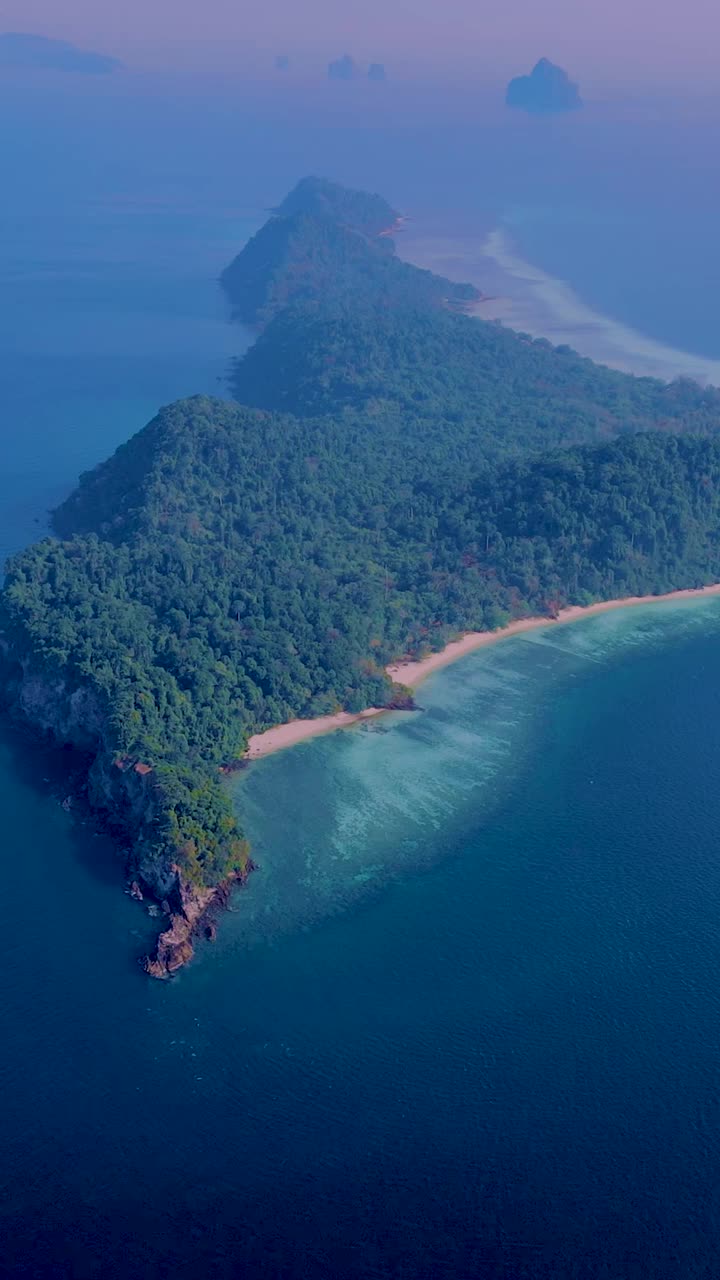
398;227;720;386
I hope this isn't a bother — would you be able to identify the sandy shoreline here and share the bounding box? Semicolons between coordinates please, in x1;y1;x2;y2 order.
244;584;720;760
244;708;384;760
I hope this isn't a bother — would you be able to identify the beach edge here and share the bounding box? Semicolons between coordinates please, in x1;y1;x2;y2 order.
244;584;720;760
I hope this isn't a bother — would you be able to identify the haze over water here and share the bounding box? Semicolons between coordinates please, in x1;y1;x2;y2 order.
3;68;720;1276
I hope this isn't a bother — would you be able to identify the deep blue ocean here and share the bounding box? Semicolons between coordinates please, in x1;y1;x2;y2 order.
2;70;720;1277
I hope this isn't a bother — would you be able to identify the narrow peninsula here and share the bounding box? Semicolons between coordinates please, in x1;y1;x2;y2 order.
3;177;720;976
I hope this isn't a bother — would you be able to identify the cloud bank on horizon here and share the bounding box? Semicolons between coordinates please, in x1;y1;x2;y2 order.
2;0;718;88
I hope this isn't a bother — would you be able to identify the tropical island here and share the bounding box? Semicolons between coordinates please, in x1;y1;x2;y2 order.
3;176;720;976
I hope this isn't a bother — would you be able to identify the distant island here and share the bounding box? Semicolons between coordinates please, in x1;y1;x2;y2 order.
4;176;720;977
0;32;121;74
274;55;290;72
328;54;358;80
368;63;386;82
506;58;582;114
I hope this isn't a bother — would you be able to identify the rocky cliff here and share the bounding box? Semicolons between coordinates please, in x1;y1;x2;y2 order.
0;656;245;977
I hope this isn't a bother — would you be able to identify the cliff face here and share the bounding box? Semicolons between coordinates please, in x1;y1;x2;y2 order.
142;874;248;979
1;657;241;977
13;664;105;748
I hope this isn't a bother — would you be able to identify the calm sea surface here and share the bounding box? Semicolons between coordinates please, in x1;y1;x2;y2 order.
2;74;720;1277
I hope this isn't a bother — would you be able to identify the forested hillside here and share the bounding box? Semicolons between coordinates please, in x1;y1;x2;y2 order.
232;302;720;452
220;203;478;326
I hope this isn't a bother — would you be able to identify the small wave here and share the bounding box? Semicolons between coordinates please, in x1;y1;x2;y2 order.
480;227;720;385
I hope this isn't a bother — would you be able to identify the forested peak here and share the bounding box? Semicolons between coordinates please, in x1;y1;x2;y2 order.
273;176;400;237
53;397;283;542
220;184;478;326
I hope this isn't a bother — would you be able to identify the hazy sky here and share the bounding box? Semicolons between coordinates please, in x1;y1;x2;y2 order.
2;0;718;88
